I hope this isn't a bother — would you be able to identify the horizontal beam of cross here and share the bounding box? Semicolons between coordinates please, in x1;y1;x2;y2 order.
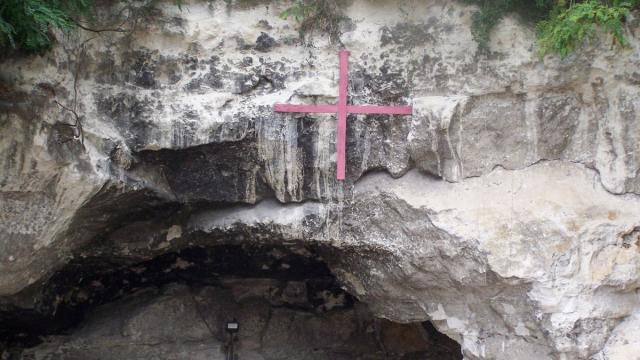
273;104;413;115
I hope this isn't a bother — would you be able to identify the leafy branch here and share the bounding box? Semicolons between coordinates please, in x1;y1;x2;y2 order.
0;0;90;52
0;0;181;53
462;0;639;57
280;0;347;43
537;0;637;57
54;99;84;144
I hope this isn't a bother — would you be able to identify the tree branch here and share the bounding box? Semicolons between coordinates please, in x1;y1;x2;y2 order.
71;19;127;33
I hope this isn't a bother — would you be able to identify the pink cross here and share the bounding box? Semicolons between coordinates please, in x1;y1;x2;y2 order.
274;49;412;180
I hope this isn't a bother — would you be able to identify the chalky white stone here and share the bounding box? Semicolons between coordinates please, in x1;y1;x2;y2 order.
1;0;640;359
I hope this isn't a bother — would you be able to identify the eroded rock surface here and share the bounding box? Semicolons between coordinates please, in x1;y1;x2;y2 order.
2;244;460;359
13;282;459;360
1;0;640;359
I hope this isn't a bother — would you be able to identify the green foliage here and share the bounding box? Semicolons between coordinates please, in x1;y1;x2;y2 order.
0;0;185;53
0;0;93;52
280;0;346;43
537;0;637;57
2;0;637;56
461;0;555;52
0;17;14;48
280;0;318;23
463;0;639;57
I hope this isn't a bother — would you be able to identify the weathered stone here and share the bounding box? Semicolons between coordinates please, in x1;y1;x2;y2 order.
10;279;458;360
1;0;640;359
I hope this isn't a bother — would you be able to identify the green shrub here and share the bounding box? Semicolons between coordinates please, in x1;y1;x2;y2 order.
461;0;555;52
537;0;637;57
0;0;92;52
464;0;639;57
280;0;347;43
0;0;180;53
2;0;638;57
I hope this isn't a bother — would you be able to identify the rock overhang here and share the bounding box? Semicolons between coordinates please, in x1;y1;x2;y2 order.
1;0;640;359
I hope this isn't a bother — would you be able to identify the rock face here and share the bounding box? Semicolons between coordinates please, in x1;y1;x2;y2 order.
1;0;640;359
1;244;462;359
11;280;460;360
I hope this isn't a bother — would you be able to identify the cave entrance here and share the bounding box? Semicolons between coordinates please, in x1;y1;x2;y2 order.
2;244;462;360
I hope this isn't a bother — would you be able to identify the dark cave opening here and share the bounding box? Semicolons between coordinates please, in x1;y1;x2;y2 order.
1;244;462;360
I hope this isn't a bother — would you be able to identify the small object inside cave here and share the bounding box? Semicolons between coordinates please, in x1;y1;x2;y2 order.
225;318;240;360
225;318;240;334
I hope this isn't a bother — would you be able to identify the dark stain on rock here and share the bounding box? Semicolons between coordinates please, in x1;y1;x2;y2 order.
126;48;159;89
241;56;254;67
380;22;436;50
46;122;85;160
255;32;277;52
0;84;47;121
298;116;326;192
257;19;273;30
185;55;224;91
96;93;156;151
234;60;287;94
350;60;410;104
95;52;121;85
137;136;269;204
536;93;581;159
0;244;348;346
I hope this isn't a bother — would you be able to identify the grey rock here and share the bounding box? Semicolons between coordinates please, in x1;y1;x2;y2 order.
1;1;640;359
15;282;452;360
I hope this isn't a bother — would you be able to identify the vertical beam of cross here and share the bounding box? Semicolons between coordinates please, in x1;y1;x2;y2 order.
337;49;349;180
274;49;412;181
